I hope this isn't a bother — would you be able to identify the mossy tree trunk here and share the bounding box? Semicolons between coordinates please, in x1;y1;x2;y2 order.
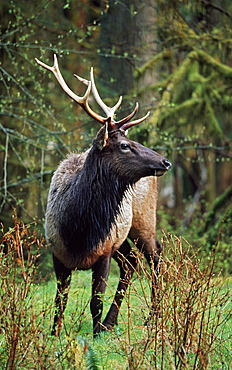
99;0;158;114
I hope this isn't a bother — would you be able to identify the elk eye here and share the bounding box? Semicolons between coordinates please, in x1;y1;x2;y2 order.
120;142;130;151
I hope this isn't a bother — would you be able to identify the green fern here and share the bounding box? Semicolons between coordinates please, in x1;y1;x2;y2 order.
77;336;101;370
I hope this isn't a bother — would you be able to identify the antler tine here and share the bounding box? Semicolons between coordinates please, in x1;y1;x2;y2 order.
90;68;122;122
114;102;139;128
35;55;105;123
74;74;89;87
120;110;150;131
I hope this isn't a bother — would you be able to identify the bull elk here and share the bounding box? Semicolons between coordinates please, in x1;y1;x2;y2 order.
35;55;172;337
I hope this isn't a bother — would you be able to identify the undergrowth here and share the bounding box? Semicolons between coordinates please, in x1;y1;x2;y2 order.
0;216;231;369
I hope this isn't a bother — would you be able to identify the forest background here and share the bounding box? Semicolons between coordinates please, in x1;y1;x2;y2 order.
0;0;232;275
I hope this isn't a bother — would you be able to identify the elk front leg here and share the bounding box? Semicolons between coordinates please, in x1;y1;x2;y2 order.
52;254;72;336
102;239;137;331
91;255;111;337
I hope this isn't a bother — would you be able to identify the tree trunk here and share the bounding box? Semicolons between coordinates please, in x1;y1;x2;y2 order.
132;0;158;111
99;0;158;111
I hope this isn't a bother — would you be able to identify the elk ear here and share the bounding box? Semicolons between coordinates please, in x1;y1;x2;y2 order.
95;123;109;150
103;121;109;147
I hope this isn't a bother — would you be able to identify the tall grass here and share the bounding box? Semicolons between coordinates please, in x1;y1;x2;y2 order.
111;234;231;369
0;218;231;369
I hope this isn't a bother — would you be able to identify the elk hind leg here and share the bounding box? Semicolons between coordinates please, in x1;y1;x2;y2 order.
143;239;162;323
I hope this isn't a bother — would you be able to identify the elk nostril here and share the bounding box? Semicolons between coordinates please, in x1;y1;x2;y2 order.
162;159;172;170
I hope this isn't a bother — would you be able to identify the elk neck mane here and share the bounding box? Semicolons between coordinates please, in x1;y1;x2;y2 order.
58;142;133;257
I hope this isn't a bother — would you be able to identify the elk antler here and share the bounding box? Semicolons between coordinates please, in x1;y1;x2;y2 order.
78;66;150;130
35;54;106;123
35;54;150;129
117;104;150;131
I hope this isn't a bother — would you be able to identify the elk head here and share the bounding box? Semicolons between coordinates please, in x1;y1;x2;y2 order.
35;55;171;178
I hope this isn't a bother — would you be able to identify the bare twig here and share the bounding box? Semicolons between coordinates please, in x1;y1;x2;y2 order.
200;0;232;18
0;133;9;212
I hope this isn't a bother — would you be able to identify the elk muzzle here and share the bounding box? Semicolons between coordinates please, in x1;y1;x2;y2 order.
154;158;172;176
